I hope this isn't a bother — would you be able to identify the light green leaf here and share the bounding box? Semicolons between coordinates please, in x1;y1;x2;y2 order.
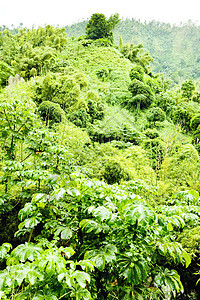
93;206;112;222
74;270;90;288
0;243;12;259
79;219;102;234
12;242;43;262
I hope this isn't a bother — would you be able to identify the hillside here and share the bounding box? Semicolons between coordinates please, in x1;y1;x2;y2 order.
0;23;200;299
65;18;200;81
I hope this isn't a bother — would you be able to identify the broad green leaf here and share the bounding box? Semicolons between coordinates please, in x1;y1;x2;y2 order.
12;242;43;262
54;226;73;240
74;270;90;288
38;249;66;276
79;259;95;271
79;219;102;234
59;246;75;258
123;203;155;226
61;227;73;240
19;214;42;229
66;187;80;197
92;206;112;222
18;203;37;221
15;262;44;286
95;255;106;271
74;288;91;300
0;243;12;259
50;188;66;201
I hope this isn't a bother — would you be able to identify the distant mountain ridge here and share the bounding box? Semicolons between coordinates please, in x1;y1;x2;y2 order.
65;18;200;80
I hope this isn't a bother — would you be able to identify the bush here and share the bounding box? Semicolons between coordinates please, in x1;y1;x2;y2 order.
68;108;91;128
96;67;110;81
190;114;200;131
88;124;142;144
94;38;112;47
129;65;144;81
143;137;165;170
146;107;165;124
38;101;65;126
87;99;105;122
127;79;154;110
101;157;131;184
181;79;195;100
161;144;200;190
173;101;199;131
144;128;160;139
154;92;176;116
0;61;13;87
192;91;200;103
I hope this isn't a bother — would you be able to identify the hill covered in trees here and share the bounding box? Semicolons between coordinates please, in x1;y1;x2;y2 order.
0;15;200;299
65;18;200;81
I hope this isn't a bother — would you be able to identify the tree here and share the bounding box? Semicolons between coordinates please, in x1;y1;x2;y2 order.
127;79;154;110
181;79;195;100
85;13;119;42
38;101;66;127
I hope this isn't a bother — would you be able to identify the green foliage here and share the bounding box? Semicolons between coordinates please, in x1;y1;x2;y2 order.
173;101;200;131
143;137;165;170
146;107;166;124
101;157;131;184
119;36;153;73
144;128;160;139
1;25;67;80
0;84;37;160
129;65;144;81
0;61;13;87
32;72;87;112
181;79;195;100
85;13;120;42
1;20;200;299
161;144;200;190
126;79;154;110
190;113;200;131
154;91;176;116
38;101;65;126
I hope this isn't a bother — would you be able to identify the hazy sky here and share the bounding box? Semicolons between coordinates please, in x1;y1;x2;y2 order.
1;0;200;27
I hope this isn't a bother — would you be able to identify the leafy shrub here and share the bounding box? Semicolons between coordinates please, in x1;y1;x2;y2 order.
87;99;105;122
124;146;156;183
88;124;142;144
177;226;200;259
173;101;199;131
96;67;110;81
144;128;160;139
32;72;87;112
161;144;200;190
190;114;200;131
129;65;144;81
0;61;13;87
143;137;166;170
94;38;112;47
192;91;200;103
38;101;65;126
127;79;154;110
181;79;195;100
67;108;91;128
101;157;131;184
146;107;165;124
154;92;176;116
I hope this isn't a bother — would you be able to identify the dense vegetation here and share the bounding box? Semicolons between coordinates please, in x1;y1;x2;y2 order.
65;18;200;82
0;14;200;299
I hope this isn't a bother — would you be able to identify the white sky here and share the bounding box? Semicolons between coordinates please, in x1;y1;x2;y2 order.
1;0;200;28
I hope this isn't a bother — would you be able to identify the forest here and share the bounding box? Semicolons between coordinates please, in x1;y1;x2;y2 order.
0;13;200;299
